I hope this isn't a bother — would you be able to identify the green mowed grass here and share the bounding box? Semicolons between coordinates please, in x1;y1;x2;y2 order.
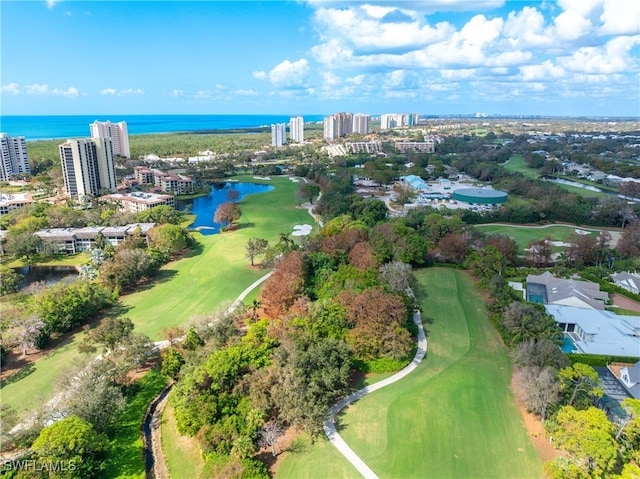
100;370;167;479
2;176;314;420
504;154;539;180
0;332;87;415
121;176;315;339
475;224;599;254
276;433;362;479
162;404;204;479
548;181;610;199
277;268;542;478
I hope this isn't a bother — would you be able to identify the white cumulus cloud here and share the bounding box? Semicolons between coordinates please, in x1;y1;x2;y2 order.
268;58;310;88
24;83;79;96
1;83;21;94
100;88;117;95
118;88;144;95
252;71;267;80
599;0;640;35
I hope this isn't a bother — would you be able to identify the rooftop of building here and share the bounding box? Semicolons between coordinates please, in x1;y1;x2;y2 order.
546;304;640;358
527;272;609;309
0;193;34;205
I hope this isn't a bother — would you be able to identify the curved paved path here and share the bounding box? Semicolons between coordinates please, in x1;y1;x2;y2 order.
324;310;427;479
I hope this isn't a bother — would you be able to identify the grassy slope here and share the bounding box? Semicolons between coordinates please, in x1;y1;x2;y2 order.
100;370;167;479
548;181;610;199
474;224;598;254
161;404;204;479
276;434;362;479
277;268;542;478
1;177;313;419
504;154;539;179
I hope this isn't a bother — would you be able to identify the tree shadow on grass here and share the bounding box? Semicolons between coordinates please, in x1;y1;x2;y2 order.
182;241;204;259
107;302;133;318
0;364;35;389
413;278;428;302
129;269;178;294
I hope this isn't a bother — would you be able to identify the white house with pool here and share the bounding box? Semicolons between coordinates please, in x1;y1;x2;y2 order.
546;304;640;358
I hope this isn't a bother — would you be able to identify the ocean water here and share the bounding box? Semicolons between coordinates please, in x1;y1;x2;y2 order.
0;114;324;141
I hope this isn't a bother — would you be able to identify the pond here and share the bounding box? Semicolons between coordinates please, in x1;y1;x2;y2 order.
177;181;274;235
14;265;79;291
542;177;603;192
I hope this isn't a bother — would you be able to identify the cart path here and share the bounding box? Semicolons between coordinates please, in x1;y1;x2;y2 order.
323;310;427;479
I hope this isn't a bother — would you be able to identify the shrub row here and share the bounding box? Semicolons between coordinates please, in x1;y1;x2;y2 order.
567;353;639;367
580;272;640;303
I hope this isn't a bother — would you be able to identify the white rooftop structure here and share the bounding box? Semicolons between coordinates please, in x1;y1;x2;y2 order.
546;304;640;358
612;272;640;295
400;175;429;191
619;361;640;398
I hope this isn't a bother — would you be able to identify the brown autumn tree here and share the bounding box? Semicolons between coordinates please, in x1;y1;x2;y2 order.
617;221;640;259
214;201;241;230
338;288;412;361
227;189;240;202
438;233;469;264
321;228;368;257
565;232;598;267
486;234;519;266
260;251;306;318
348;241;379;270
525;237;553;266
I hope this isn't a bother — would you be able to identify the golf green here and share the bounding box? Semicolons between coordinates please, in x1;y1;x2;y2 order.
277;268;542;478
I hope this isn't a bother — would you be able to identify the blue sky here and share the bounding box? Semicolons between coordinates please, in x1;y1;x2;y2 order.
1;0;639;116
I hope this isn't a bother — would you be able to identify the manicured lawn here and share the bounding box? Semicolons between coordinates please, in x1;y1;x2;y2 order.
475;223;600;254
276;433;361;479
0;332;86;414
118;176;314;339
547;181;610;199
277;268;542;478
1;176;315;422
101;370;167;479
162;403;204;479
504;154;539;179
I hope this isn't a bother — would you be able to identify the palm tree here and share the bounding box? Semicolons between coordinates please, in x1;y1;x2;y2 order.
250;299;262;322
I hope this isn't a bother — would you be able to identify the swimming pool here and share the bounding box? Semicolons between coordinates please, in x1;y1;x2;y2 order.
561;335;578;353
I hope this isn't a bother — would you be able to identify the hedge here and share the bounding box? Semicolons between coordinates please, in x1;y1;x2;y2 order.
580;272;640;303
567;353;639;367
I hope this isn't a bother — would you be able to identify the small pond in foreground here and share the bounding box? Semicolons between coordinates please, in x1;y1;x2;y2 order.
177;182;274;235
14;265;79;291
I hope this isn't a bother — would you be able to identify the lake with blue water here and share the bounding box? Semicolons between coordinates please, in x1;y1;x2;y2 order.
178;182;274;235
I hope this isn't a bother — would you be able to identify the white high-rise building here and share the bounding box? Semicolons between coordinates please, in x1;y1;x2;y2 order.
353;114;370;135
271;123;286;147
380;113;419;130
323;112;353;140
289;116;304;143
90;120;130;158
323;116;337;140
0;133;31;181
59;138;117;198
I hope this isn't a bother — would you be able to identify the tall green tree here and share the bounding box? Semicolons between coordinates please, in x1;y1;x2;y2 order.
32;416;108;479
300;183;320;203
245;238;269;266
545;406;618;478
558;363;603;408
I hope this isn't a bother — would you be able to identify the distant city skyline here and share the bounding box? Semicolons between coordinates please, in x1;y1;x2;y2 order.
1;1;639;117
